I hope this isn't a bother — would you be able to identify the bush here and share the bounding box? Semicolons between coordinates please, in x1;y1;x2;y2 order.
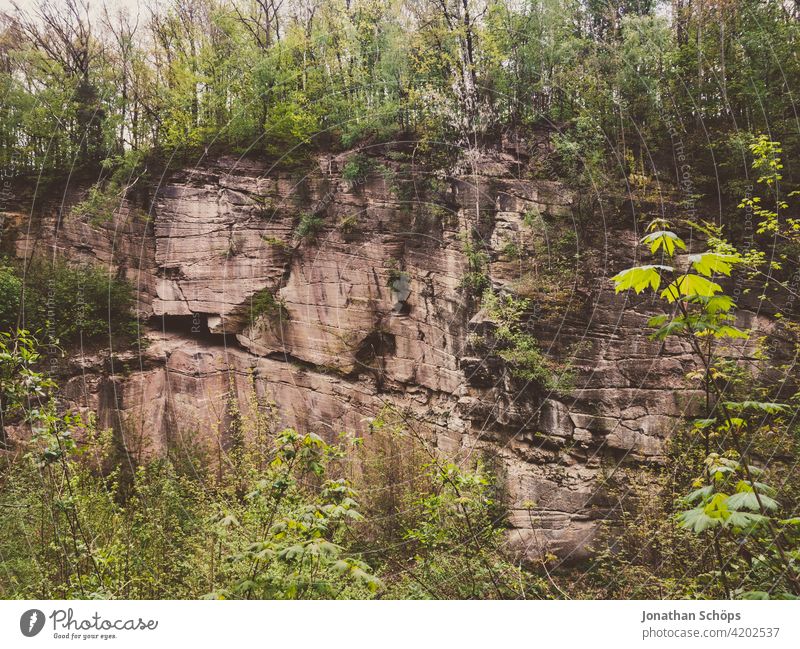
0;265;21;328
72;150;146;225
295;213;325;242
0;361;553;600
0;391;381;599
10;259;136;346
480;289;574;392
262;98;319;167
247;289;286;326
341;153;374;185
352;409;551;600
459;232;490;296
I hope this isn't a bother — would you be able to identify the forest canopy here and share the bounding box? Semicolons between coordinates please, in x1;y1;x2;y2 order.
0;0;798;197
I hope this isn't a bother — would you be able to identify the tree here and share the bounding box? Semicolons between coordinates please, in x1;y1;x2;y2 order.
7;0;105;162
0;330;55;448
612;214;800;598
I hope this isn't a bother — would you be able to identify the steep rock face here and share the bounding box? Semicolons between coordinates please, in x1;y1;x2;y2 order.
9;144;774;564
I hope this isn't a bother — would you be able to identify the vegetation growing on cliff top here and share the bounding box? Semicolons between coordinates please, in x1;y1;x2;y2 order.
1;0;799;206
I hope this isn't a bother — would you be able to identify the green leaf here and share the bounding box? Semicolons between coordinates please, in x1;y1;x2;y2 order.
738;591;770;600
218;513;239;528
650;319;687;340
727;491;779;512
678;506;720;533
640;230;686;256
647;314;669;327
735;480;777;496
685;485;713;503
279;544;305;561
704;295;735;314
660;274;722;302
689;252;742;277
713;325;748;339
613;265;672;294
709;465;735;479
723;401;790;414
725;510;768;529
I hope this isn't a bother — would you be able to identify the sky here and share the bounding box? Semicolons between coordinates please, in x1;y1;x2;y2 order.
3;0;153;20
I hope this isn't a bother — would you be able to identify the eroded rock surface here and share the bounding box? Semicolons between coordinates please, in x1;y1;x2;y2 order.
7;143;775;565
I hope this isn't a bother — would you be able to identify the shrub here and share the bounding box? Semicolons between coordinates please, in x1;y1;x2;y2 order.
72;150;147;225
295;212;325;242
0;265;22;329
337;214;360;235
262;98;319;167
19;259;136;346
459;232;490;295
0;355;381;599
350;408;550;600
481;289;573;391
247;289;286;326
341;153;374;185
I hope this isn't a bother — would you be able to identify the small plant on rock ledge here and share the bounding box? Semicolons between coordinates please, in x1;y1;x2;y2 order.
337;213;360;236
341;153;374;186
480;289;574;392
295;212;325;243
385;259;409;289
459;231;490;296
247;289;287;326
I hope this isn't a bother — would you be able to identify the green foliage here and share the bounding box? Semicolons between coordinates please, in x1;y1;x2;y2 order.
459;232;490;295
578;452;711;599
4;0;800;603
15;259;136;346
337;214;360;235
341;154;374;185
0;377;380;599
295;213;325;243
611;208;800;599
262;98;319;165
0;347;554;600
640;230;686;256
1;0;799;205
385;259;409;289
72;151;147;225
0;329;57;447
689;252;742;278
391;460;540;599
660;274;723;303
612;265;671;294
0;266;22;327
678;454;773;533
613;220;746;342
676;452;799;599
214;428;381;599
354;409;549;600
481;290;574;392
247;290;286;326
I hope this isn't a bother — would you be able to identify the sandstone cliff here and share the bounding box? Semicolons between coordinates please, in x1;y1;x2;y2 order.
5;137;774;564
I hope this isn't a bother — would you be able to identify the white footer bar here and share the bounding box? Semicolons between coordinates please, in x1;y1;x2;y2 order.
1;600;797;648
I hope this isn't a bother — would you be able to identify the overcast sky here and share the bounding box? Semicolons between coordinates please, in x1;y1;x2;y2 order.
5;0;151;19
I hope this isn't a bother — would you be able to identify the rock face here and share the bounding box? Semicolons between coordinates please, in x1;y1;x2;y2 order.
6;141;773;565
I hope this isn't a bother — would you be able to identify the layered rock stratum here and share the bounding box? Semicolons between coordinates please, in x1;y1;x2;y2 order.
4;138;772;563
